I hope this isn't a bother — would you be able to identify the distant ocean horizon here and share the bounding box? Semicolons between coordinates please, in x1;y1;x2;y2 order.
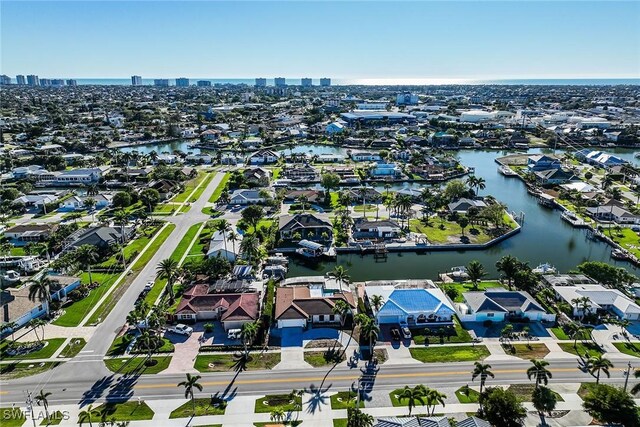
67;77;640;86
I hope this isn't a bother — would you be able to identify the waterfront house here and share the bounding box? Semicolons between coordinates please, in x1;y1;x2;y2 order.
534;168;579;185
229;188;273;205
353;219;402;240
59;194;111;211
575;149;627;169
457;289;554;323
370;163;402;178
62;226;135;251
325;122;345;134
527;155;561;171
4;224;54;245
53;168;102;186
283;190;324;204
13;194;60;211
278;213;333;242
248;149;278;165
366;285;455;325
447;198;487;214
585;205;640;224
351;152;382;162
185;153;213;164
206;231;239;262
344;187;382;204
281;165;318;181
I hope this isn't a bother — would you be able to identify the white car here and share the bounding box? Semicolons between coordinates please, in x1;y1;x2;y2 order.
143;281;154;292
167;324;193;336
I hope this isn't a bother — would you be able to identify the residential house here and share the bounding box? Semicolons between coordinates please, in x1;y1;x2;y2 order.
278;213;332;242
185;153;213;164
59;194;111;211
586;205;640;224
242;167;271;187
367;285;455;325
284;190;325;204
353;219;401;240
351;152;382;162
447;198;487;214
229;189;273;205
206;231;239;262
527;155;562;171
53;168;102;186
149;179;180;200
63;226;135;251
4;224;54;245
174;284;260;330
534;168;579;185
13;194;60;210
247;149;278;165
575;149;627;169
370;163;402;178
345;187;382;204
317;154;345;163
281;165;318;182
374;416;490;427
325;122;345;134
457;289;555;323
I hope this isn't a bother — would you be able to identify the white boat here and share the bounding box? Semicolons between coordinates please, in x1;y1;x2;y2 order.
611;249;630;260
266;253;289;266
450;266;469;280
533;263;557;274
561;210;578;221
498;164;518;176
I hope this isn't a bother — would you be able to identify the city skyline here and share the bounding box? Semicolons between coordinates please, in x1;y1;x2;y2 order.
2;1;639;79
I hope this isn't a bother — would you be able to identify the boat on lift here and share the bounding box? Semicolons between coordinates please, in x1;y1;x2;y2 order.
533;263;557;274
498;164;518;177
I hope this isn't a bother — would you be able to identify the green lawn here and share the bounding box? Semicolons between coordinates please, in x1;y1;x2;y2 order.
208;173;230;203
333;419;347;427
455;387;481;403
194;353;281;372
188;172;216;202
613;342;640;357
410;218;495;245
330;391;364;409
254;394;302;413
58;338;87;358
412;319;473;344
169;398;226;418
558;342;604;357
506;384;564;402
0;338;66;360
153;203;180;215
389;388;427;408
502;343;550;359
609;228;640;258
352;204;377;213
439;281;504;303
409;345;490;363
173;171;208;203
0;362;61;380
10;247;26;256
107;334;133;356
550;327;570;340
79;401;154;423
171;222;203;262
53;273;120;327
303;350;345;367
131;223;176;270
39;411;65;425
104;356;172;375
1;408;25;427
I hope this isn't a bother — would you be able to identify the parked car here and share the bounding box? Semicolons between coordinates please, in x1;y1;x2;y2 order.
144;281;154;292
390;327;401;341
227;329;242;340
167;324;193;336
401;326;412;339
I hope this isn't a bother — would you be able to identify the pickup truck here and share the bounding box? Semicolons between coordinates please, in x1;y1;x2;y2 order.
167;324;193;336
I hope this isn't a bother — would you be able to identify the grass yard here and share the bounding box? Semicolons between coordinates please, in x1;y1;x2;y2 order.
58;338;87;358
131;223;176;270
352;204;377;213
169;398;226;418
577;382;598;399
506;384;564;402
0;338;66;360
455;386;481;403
333;420;347;427
303;350;346;367
502;343;550;359
173;171;208;203
194;353;281;372
613;342;640;357
0;362;61;380
188;173;216;202
208;173;230;203
558;342;604;358
440;281;504;303
152;203;180;215
53;273;119;327
412;319;473;344
609;228;640;258
170;223;203;262
254;394;302;413
389;388;427;408
80;401;154;423
409;345;490;363
550;327;570;340
410;218;493;245
104;356;172;375
1;408;25;427
330;391;364;409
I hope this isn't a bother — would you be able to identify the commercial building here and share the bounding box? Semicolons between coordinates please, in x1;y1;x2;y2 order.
176;77;190;87
0;75;11;85
16;75;26;85
274;77;286;87
301;78;312;87
27;75;40;86
40;79;52;87
131;75;142;86
320;77;331;87
255;77;267;87
154;79;169;87
396;92;419;105
197;80;212;87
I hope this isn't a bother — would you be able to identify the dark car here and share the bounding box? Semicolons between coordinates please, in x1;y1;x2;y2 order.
390;328;401;341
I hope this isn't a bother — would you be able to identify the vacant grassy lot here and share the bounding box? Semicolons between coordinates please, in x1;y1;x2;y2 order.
502;343;550;359
410;218;493;245
558;342;604;357
613;342;640;357
409;345;490;363
0;362;61;380
330;391;364;409
506;384;564;402
169;398;226;418
194;353;281;372
104;356;172;375
254;394;301;413
0;338;66;360
79;401;154;423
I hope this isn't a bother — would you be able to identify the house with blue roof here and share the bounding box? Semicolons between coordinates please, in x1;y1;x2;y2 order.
366;285;455;326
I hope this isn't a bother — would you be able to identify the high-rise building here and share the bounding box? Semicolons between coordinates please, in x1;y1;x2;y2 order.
176;77;190;87
40;79;52;87
52;79;65;87
154;79;170;87
274;77;286;88
131;75;142;86
66;79;78;86
197;80;212;87
396;92;419;105
255;78;267;87
301;78;312;87
320;78;331;87
27;75;40;86
16;75;26;85
0;75;11;85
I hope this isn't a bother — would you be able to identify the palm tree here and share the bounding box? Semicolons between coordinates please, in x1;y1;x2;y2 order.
466;260;486;291
399;385;425;416
572;296;592;321
357;186;368;218
83;197;97;221
631;369;640;394
240;321;258;354
78;404;101;427
156;258;180;304
475;177;486;196
424;388;447;416
228;230;238;256
471;362;494;396
331;265;350;289
359;317;380;359
74;245;98;286
495;255;520;290
215;219;232;258
35;389;52;421
587;355;613;384
177;373;203;416
240;234;260;264
28;276;55;317
347;406;374;427
127;310;141;334
527;359;552;389
2;321;18;341
370;295;384;312
113;210;129;244
333;299;352;328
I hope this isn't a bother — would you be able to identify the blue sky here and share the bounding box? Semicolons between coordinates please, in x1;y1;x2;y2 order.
2;1;639;79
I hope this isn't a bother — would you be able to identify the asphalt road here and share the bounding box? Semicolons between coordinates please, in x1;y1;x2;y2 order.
1;358;631;405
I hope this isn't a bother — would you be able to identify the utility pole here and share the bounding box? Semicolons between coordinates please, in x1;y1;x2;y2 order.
623;361;632;392
25;390;37;427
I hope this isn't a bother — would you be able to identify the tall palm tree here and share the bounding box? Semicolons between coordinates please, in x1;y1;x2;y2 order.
74;244;98;286
240;234;260;265
78;404;101;427
359;317;380;359
466;260;486;291
399;385;425;416
270;407;286;423
475;177;486;196
357;186;368;218
215;219;232;258
495;255;520;290
333;299;352;328
2;321;18;341
424;388;447;416
35;389;52;421
331;265;350;289
471;362;494;396
228;230;238;256
113;210;129;244
527;359;552;389
127;310;141;334
28;276;55;317
572;296;592;322
370;295;384;312
156;258;180;304
83;197;97;221
631;369;640;395
587;355;613;384
240;321;258;354
177;373;203;416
